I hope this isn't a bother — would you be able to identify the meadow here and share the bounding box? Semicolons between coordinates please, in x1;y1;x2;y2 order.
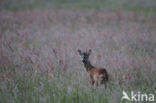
0;0;156;103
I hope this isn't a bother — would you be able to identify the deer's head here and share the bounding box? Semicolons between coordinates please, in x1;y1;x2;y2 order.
77;49;92;63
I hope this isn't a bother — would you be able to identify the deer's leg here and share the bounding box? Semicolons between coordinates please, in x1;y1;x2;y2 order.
90;76;95;86
104;82;107;88
101;75;109;89
91;80;95;86
95;80;99;87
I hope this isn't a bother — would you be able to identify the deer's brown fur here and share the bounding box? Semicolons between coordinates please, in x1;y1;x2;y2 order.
78;49;108;87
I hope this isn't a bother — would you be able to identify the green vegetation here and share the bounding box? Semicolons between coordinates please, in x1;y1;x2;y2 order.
0;0;156;12
0;0;156;103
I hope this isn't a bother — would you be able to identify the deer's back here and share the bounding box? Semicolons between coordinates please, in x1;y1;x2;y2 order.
88;67;108;81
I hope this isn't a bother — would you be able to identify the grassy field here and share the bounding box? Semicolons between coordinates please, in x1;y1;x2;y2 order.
0;0;156;103
1;0;156;11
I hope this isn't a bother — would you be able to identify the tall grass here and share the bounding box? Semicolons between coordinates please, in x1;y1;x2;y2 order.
0;4;156;103
0;0;156;11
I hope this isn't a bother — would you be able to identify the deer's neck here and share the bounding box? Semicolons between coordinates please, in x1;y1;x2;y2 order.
83;61;94;71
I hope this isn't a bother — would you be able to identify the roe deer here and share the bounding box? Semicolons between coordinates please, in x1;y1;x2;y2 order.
78;49;108;88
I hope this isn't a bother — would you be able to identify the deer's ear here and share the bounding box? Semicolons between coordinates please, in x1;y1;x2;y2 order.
88;49;92;55
78;49;82;55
